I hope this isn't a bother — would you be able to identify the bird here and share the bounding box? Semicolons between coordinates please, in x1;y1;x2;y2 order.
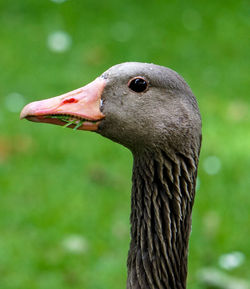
20;62;202;289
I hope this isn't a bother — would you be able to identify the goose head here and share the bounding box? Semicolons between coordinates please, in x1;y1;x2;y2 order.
20;62;201;154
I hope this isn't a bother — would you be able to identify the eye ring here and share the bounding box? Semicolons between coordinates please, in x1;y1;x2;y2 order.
128;77;149;93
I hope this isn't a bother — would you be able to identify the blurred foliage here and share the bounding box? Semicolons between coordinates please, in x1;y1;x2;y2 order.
0;0;249;288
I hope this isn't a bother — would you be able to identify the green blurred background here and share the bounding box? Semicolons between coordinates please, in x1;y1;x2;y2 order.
0;0;249;288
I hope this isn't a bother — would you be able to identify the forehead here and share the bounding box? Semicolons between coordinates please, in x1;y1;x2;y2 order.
102;62;166;78
101;62;186;90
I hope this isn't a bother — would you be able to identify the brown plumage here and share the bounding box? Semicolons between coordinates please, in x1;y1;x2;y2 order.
21;62;202;289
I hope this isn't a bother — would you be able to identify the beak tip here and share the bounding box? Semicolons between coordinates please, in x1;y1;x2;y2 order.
20;110;25;119
20;103;31;120
20;110;25;120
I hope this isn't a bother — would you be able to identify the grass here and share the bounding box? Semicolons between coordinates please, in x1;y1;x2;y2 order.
45;115;85;130
0;1;249;288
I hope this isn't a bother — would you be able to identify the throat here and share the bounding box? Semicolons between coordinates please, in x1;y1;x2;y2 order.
127;150;198;289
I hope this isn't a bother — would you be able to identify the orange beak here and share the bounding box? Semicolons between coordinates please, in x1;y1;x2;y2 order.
20;77;106;131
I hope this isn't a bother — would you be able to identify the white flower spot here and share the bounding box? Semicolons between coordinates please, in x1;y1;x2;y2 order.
219;251;245;270
5;92;25;113
62;234;88;254
203;156;221;175
47;31;72;53
198;267;249;289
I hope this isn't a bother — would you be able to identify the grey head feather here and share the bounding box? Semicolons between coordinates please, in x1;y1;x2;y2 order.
98;62;201;156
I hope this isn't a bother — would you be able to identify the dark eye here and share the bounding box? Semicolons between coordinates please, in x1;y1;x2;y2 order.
128;77;148;93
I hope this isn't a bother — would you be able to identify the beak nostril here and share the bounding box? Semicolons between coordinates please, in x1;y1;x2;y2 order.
62;98;78;104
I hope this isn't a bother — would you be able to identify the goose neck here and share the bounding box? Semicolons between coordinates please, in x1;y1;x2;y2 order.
127;150;198;289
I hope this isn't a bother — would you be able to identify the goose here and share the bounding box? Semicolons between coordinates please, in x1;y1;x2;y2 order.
20;62;202;289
